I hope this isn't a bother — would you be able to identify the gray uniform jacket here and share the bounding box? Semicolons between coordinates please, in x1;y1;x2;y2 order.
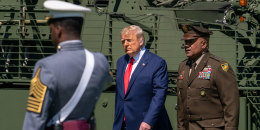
177;52;239;130
23;40;111;130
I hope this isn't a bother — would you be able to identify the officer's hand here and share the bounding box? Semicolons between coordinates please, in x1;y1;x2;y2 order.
139;122;151;130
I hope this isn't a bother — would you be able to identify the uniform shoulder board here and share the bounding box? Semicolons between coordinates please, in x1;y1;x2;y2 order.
179;59;188;66
209;54;224;62
209;54;230;72
26;67;47;113
182;58;188;63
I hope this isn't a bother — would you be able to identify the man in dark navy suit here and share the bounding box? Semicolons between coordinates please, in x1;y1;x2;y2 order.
113;25;172;130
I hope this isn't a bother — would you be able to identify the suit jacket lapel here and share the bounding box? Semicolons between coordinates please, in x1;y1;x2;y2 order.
119;55;129;98
125;51;150;97
188;53;210;86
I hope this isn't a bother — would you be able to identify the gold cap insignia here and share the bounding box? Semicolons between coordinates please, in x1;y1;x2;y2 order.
26;68;47;113
221;63;229;72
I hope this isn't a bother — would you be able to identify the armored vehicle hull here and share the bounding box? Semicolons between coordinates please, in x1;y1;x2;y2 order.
0;0;259;129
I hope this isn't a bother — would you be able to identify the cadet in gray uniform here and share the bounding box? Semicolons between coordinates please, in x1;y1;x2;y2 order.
23;1;111;130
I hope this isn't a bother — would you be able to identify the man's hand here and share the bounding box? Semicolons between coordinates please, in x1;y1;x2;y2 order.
139;122;151;130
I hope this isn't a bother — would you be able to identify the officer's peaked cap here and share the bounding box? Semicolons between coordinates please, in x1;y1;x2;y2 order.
44;0;91;20
181;24;213;40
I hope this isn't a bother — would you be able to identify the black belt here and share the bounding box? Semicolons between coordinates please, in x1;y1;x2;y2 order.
186;113;224;121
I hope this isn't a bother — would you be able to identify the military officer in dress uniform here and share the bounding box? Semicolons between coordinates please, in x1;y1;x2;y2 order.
22;1;111;130
177;24;239;130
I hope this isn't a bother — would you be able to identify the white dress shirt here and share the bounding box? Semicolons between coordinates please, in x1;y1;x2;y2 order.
125;47;146;80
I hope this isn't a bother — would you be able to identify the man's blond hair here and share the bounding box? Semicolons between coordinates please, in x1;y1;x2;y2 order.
120;25;144;44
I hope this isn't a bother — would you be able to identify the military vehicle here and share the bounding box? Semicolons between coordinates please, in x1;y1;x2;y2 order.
0;0;259;129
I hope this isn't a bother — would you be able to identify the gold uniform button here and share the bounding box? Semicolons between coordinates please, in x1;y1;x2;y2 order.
200;91;206;97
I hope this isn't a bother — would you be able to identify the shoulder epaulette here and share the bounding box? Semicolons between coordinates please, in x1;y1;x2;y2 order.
182;58;188;63
209;54;224;62
209;54;231;72
179;58;188;66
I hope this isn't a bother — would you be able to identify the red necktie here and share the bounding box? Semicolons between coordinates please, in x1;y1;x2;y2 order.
124;58;134;94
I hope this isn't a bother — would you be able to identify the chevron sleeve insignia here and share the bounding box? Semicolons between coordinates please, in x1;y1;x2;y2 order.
26;68;47;113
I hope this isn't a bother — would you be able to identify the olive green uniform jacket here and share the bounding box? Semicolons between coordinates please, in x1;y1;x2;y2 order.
177;52;239;130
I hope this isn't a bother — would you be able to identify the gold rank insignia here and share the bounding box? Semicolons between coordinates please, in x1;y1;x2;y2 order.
26;68;47;113
221;63;229;72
